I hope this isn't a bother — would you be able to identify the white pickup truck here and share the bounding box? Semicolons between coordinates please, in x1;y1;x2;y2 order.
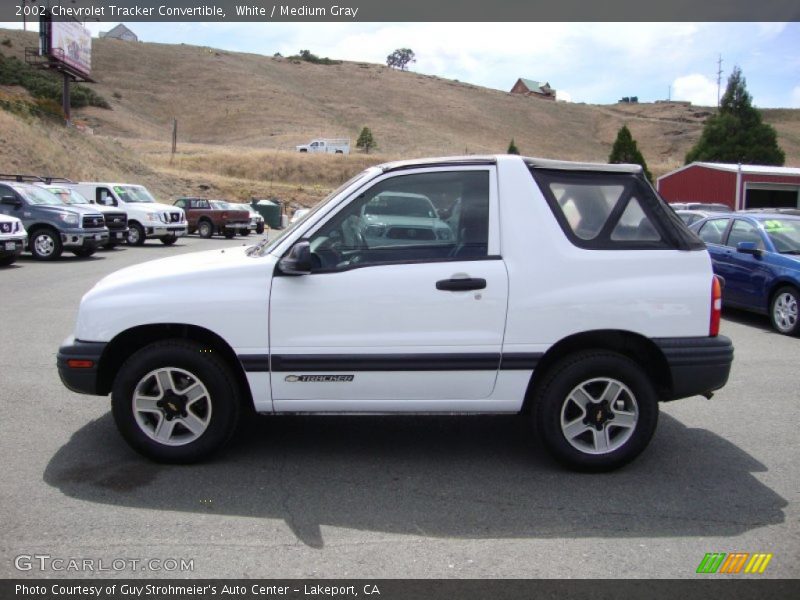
57;155;733;471
296;138;350;154
69;182;187;246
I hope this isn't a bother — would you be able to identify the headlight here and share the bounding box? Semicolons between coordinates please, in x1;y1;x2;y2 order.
436;228;451;240
59;213;79;226
145;213;159;223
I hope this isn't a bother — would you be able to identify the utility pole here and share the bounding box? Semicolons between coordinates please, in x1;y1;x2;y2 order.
170;118;177;162
716;54;723;107
668;85;671;101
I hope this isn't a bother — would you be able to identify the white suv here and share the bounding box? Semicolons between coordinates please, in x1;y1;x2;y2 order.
58;155;733;471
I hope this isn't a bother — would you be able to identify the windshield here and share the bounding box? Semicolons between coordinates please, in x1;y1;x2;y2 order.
115;185;156;203
247;169;377;258
762;219;800;254
209;200;233;210
14;185;64;206
46;187;89;205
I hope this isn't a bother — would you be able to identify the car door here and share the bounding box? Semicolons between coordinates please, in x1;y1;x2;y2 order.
696;217;734;300
268;167;509;411
722;218;771;309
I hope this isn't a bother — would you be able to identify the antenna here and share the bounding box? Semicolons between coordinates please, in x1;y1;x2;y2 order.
716;54;723;107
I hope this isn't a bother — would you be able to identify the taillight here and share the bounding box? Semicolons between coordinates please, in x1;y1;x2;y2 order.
710;275;722;337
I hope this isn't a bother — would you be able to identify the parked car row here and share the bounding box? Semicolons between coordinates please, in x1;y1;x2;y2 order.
0;174;273;266
675;203;800;336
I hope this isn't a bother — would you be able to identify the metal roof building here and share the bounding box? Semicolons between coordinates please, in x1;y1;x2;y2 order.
657;162;800;210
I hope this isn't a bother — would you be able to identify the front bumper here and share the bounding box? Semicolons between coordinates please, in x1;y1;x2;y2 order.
107;228;129;243
655;335;734;401
61;229;108;249
57;336;107;395
145;225;187;238
0;235;26;257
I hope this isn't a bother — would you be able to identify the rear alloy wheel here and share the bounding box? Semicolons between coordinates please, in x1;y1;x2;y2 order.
770;286;800;335
533;351;659;471
112;340;241;463
29;228;63;261
160;235;177;246
72;247;96;258
198;220;213;239
127;222;146;246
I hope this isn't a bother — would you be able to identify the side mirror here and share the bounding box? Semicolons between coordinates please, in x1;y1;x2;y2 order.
737;241;761;256
1;196;21;208
278;240;312;275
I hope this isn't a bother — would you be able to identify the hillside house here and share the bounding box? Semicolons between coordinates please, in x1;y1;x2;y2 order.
510;78;556;100
99;24;138;42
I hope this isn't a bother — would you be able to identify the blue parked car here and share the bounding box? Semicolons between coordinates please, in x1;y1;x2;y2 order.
690;212;800;335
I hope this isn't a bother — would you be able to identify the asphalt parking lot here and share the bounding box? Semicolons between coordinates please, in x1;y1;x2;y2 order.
1;236;798;579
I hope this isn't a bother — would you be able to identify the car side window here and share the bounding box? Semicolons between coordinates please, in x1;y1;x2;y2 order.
307;170;490;272
174;199;186;208
97;188;116;206
727;219;765;250
697;218;730;245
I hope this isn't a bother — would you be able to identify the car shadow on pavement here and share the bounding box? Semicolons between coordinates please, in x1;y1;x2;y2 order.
722;308;775;334
43;412;786;548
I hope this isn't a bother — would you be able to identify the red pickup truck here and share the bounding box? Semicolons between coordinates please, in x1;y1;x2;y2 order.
174;197;251;239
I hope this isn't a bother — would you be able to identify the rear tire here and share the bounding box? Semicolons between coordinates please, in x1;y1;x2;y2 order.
240;229;251;237
127;222;146;246
224;230;236;239
770;286;800;335
255;223;265;235
198;220;213;239
111;340;241;463
29;227;63;261
533;351;659;472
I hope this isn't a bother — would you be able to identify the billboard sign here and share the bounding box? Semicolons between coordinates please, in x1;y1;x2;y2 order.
49;20;92;78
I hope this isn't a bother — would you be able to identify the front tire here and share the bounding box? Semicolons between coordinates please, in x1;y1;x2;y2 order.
533;351;659;472
160;235;177;246
0;255;16;267
770;286;800;335
111;340;241;463
127;222;146;246
72;247;96;258
29;228;63;261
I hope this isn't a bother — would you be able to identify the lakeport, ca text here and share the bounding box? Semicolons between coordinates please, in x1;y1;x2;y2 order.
23;4;361;19
16;584;380;597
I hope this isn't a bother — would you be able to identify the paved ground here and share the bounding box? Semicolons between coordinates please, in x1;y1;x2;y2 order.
0;236;798;579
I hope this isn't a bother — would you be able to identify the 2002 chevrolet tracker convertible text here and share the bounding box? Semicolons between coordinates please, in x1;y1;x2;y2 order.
57;155;733;471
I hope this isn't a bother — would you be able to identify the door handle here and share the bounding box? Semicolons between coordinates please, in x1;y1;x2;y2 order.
436;277;486;291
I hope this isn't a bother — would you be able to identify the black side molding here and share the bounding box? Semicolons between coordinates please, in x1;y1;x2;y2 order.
654;336;734;401
56;336;107;395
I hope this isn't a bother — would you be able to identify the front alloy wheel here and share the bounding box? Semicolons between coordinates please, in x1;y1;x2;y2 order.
112;340;241;462
30;228;63;261
770;287;800;335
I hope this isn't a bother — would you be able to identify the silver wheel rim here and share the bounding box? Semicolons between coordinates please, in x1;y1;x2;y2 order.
132;367;212;446
128;227;140;244
200;222;211;236
560;377;639;455
33;233;55;257
773;292;798;333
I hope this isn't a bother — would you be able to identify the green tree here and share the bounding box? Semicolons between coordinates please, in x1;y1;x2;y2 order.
356;127;376;153
609;125;653;182
386;48;416;71
507;139;520;155
685;66;784;165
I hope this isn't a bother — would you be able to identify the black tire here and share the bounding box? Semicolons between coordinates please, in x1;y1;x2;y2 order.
72;247;96;258
224;229;236;239
198;220;213;239
111;340;242;463
127;222;146;246
104;241;118;250
29;227;63;261
240;229;251;237
770;286;800;335
255;224;265;235
533;351;659;472
0;255;16;267
160;235;178;246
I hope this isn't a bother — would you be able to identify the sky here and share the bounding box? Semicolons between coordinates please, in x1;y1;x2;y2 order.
4;21;799;107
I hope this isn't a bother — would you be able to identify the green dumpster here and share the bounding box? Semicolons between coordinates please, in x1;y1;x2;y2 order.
251;199;282;229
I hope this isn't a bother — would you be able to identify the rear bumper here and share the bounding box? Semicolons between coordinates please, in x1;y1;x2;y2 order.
655;336;733;400
57;336;107;395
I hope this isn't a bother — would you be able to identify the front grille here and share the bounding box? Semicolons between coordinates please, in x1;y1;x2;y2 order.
0;222;11;234
170;212;181;223
104;212;128;230
82;215;105;229
387;227;435;240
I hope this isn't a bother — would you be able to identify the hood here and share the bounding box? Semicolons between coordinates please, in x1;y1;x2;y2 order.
34;204;103;217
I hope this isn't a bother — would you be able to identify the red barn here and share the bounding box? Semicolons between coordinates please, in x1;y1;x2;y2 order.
657;162;800;210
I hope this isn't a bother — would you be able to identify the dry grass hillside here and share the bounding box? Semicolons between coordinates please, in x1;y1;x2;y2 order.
1;27;798;208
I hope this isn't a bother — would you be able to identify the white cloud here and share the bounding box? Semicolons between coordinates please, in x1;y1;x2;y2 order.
672;74;719;107
791;86;800;108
